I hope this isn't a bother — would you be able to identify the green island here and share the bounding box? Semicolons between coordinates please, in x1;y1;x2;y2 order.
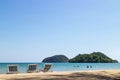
69;52;118;63
42;55;69;63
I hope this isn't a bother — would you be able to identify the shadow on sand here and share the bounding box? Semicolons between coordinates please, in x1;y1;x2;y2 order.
8;72;120;80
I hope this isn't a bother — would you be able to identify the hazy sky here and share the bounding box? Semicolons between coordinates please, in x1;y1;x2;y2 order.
0;0;120;62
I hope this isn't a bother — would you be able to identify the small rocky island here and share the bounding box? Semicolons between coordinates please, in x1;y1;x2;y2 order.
42;55;69;63
42;52;118;63
69;52;118;63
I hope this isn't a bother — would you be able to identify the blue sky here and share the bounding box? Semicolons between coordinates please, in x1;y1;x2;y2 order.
0;0;120;62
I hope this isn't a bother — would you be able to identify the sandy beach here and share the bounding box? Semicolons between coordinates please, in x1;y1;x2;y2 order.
0;70;120;80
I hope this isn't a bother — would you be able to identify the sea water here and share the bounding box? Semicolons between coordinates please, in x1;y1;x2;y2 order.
0;63;120;74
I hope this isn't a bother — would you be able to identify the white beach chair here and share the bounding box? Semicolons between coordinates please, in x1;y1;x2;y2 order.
27;64;38;73
7;64;19;74
40;64;52;72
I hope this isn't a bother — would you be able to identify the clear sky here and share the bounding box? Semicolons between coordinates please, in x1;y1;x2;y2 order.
0;0;120;62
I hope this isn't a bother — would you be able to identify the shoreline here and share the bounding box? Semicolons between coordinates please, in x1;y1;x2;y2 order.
0;69;120;80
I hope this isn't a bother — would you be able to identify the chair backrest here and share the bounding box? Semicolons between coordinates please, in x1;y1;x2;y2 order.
42;64;52;72
7;64;19;74
27;64;38;73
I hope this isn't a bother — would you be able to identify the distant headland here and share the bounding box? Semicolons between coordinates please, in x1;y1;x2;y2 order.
42;52;118;63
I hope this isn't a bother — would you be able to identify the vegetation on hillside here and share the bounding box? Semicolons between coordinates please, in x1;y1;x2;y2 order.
69;52;118;63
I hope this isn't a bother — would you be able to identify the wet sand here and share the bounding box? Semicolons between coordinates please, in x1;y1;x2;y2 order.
0;70;120;80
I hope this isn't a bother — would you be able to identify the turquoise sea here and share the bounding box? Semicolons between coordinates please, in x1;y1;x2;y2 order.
0;63;120;74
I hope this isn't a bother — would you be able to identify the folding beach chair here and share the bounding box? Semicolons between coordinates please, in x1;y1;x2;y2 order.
27;64;38;73
40;64;52;72
7;64;19;74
